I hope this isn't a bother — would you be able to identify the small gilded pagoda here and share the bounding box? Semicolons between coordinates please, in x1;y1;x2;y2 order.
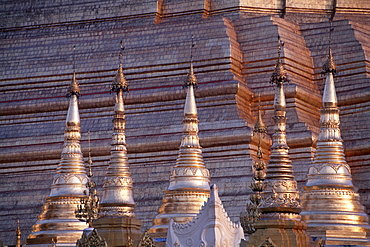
300;35;370;245
148;43;211;244
246;37;309;247
92;44;143;247
25;64;89;246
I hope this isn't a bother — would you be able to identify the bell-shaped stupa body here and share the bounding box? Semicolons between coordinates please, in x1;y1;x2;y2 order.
246;38;309;247
300;48;370;245
148;61;211;243
25;73;89;247
92;46;143;247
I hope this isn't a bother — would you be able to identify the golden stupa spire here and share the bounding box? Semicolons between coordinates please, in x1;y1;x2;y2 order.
99;41;135;217
149;36;210;240
259;36;301;215
26;47;89;246
301;22;370;245
93;43;143;247
246;36;309;247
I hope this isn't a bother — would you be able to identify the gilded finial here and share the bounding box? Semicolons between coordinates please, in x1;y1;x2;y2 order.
185;35;198;87
111;41;129;93
270;36;289;85
322;21;337;75
67;46;81;98
254;94;267;134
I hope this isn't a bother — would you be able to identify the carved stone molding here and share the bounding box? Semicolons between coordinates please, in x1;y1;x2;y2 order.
103;177;133;187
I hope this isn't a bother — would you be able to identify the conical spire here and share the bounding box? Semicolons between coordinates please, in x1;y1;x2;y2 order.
168;53;209;192
259;36;301;215
26;52;89;246
301;24;370;244
246;37;309;247
149;37;210;240
99;42;135;217
93;43;143;247
50;62;86;197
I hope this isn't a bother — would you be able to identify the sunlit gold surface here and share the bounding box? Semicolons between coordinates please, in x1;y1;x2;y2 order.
149;66;210;240
99;91;136;217
259;39;301;216
94;50;143;247
26;76;89;246
301;49;370;245
247;39;309;247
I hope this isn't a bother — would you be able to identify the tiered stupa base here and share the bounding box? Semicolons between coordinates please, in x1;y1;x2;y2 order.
26;196;88;247
245;213;309;247
302;189;370;246
93;217;143;247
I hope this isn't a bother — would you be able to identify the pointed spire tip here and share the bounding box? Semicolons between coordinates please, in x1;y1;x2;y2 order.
111;41;129;93
270;36;289;85
185;35;198;88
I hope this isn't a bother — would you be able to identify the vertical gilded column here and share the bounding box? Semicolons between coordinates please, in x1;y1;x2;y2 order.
149;40;210;241
301;34;370;244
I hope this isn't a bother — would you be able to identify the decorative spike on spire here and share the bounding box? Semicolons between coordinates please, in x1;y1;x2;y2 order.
259;36;300;215
301;24;370;243
270;36;289;86
148;37;210;240
67;46;81;98
99;42;135;218
185;35;198;87
322;22;337;75
254;95;267;134
111;41;129;93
